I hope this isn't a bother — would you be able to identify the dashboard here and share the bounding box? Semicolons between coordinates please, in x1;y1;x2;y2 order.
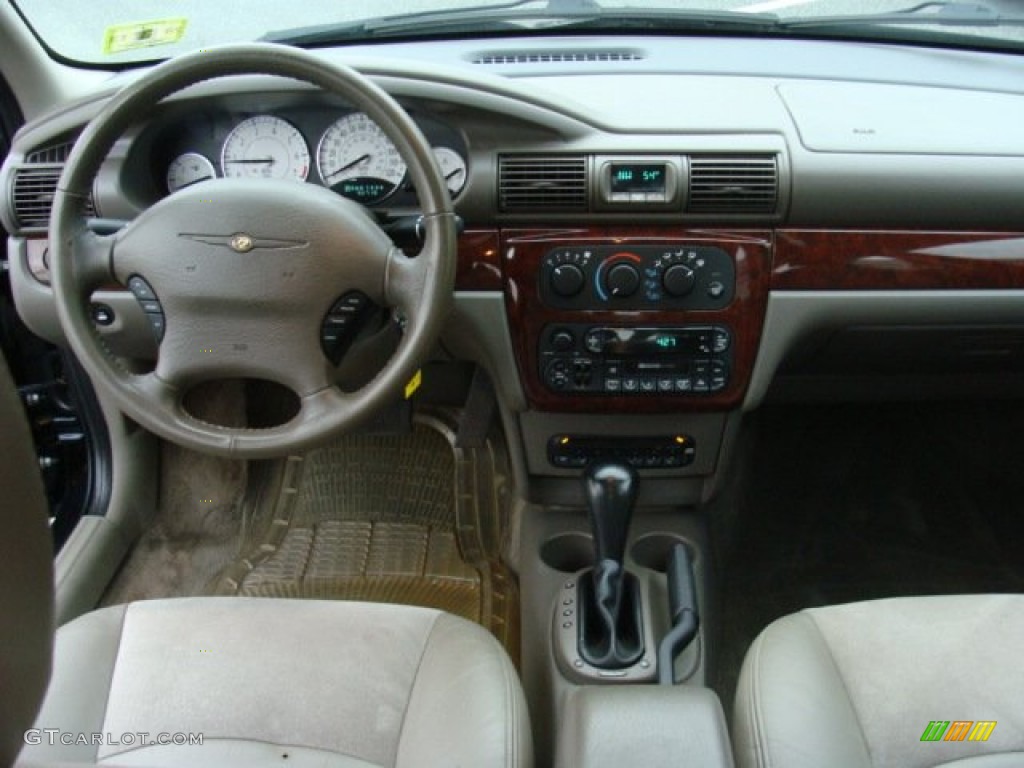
5;35;1024;484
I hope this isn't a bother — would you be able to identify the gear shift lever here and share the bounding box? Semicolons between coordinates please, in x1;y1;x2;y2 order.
584;462;636;569
578;462;644;669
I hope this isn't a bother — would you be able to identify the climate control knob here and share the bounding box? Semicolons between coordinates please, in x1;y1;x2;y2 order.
605;263;640;298
550;264;585;297
662;264;696;297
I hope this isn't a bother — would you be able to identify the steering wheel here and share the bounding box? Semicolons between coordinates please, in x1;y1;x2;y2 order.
50;44;457;459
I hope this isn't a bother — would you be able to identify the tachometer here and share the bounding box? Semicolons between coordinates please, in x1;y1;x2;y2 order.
317;113;406;204
221;115;309;181
166;152;216;193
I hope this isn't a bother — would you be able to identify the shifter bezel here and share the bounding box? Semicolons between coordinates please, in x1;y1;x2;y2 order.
552;570;662;684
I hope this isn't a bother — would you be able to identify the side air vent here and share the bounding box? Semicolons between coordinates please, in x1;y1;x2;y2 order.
11;135;95;230
687;156;778;214
12;166;94;229
12;167;63;228
499;155;588;212
473;49;643;65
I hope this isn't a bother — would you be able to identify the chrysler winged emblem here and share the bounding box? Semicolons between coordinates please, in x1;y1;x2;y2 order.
229;233;254;253
179;232;307;251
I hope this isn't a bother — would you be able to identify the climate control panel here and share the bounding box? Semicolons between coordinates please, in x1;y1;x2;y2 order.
539;244;735;310
539;324;733;396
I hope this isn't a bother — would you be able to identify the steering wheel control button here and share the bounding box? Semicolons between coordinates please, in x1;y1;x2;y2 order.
127;276;157;301
146;313;166;341
90;304;115;326
321;291;373;365
540;244;735;310
126;276;165;341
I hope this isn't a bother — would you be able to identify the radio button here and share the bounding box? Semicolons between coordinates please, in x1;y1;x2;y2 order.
551;329;575;351
585;329;614;354
674;378;693;392
623;378;640;392
712;327;731;353
605;379;622;392
693;377;710;393
639;378;657;393
657;378;675;392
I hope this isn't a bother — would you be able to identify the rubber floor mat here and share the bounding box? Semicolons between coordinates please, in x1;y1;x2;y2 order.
211;414;519;658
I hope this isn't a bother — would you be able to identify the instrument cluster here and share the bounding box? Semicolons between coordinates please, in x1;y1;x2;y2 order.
144;99;468;207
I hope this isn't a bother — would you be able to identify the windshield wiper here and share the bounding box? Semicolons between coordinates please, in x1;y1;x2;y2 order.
261;0;1024;49
261;2;779;46
781;2;1024;30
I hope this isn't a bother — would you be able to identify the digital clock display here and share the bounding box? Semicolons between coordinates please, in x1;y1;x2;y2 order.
609;163;667;193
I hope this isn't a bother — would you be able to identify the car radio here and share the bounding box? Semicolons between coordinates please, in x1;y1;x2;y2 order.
539;324;732;395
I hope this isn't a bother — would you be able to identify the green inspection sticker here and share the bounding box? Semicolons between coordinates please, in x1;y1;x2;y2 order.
103;18;188;55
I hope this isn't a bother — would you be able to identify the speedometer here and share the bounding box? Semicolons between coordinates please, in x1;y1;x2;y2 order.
221;115;309;181
317;113;406;204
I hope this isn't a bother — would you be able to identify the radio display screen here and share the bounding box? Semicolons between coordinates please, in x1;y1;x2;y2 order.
609;164;667;194
604;329;701;356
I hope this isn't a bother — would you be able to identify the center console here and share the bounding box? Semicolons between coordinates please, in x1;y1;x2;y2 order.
505;228;763;767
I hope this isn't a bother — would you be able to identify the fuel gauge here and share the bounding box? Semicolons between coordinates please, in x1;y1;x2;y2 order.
166;152;216;193
433;147;467;197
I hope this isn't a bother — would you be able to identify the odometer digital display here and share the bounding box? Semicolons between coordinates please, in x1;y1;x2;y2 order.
337;178;393;204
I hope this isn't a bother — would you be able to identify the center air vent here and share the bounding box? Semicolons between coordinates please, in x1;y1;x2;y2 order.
499;155;587;212
473;49;643;65
687;156;778;214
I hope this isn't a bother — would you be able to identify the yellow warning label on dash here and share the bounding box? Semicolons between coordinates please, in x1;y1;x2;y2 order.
404;369;422;400
103;18;187;55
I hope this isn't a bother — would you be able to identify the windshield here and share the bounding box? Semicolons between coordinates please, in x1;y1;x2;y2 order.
12;0;1024;66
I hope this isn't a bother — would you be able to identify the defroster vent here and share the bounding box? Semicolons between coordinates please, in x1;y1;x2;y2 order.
499;155;587;212
687;156;778;214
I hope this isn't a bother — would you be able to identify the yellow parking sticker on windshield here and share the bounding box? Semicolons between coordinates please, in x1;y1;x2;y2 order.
103;18;187;55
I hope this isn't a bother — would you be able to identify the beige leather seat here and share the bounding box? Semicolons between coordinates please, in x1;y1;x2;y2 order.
0;353;532;768
733;595;1024;768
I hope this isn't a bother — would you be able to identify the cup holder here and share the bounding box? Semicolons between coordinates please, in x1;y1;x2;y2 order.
540;532;595;573
630;533;696;573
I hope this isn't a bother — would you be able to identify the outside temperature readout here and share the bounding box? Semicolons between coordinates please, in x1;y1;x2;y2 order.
609;163;666;193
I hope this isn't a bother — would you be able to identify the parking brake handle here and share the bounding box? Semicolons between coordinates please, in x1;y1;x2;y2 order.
657;542;700;685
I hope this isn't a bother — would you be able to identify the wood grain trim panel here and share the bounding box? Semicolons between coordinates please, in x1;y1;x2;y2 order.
774;230;1024;290
502;228;773;413
455;229;502;291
